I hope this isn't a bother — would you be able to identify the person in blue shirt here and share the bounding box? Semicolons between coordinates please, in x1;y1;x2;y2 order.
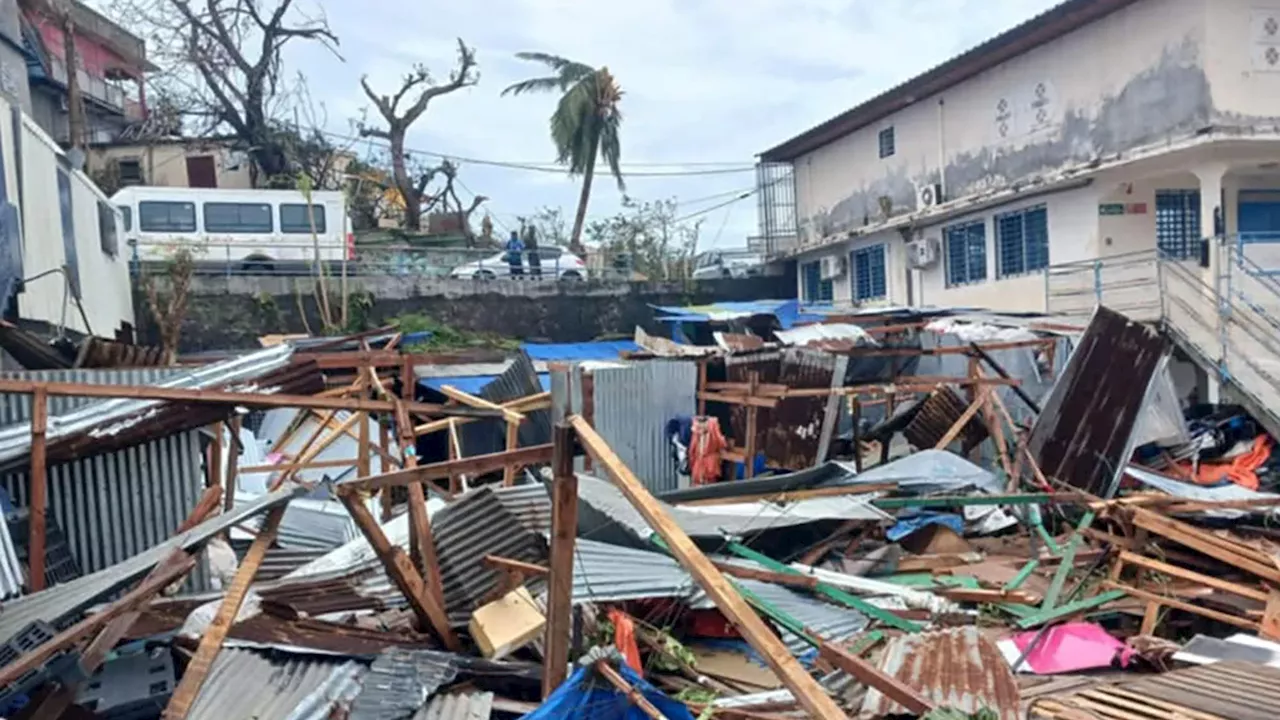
505;230;525;277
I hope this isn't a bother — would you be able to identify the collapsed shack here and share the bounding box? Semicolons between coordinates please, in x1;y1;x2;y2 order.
1;305;1279;719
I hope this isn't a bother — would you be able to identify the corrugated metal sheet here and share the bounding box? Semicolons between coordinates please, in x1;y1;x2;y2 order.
1028;306;1168;498
415;691;493;720
902;386;989;451
1;429;209;588
1030;661;1280;720
491;483;551;534
567;537;699;605
0;344;296;465
432;486;548;625
590;360;696;494
859;627;1019;720
0;486;303;645
186;648;365;720
460;351;551;459
0;367;187;423
349;648;458;720
725;348;842;470
689;578;869;656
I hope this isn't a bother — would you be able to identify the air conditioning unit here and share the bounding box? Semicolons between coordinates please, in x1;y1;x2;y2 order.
916;182;943;210
908;236;940;269
820;254;846;280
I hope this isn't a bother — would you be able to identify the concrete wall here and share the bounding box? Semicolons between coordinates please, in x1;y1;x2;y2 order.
137;275;798;352
793;0;1214;239
0;0;30;113
88;142;254;189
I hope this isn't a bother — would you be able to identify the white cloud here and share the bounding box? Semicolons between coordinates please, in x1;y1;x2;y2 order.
262;0;1065;246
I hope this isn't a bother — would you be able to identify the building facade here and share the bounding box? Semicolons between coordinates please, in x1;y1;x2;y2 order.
757;0;1280;312
87;136;254;192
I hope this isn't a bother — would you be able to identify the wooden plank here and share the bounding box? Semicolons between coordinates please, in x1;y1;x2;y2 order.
1118;551;1269;603
1131;509;1280;583
711;561;820;590
484;554;549;577
395;400;447;622
543;423;578;698
339;491;460;650
208;421;224;489
0;378;503;417
934;388;987;449
1262;589;1280;641
503;419;520;486
28;386;47;592
379;420;393;520
358;410;371;480
439;384;525;423
0;550;195;689
338;444;555;493
1140;601;1161;636
1102;582;1258;631
595;659;666;720
240;457;363;473
568;414;847;720
224;415;241;512
162;507;286;720
413;392;551;436
744;372;759;479
816;637;933;715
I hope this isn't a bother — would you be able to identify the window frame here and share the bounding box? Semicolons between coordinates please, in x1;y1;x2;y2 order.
203;202;274;234
279;203;327;234
118;205;132;233
943;220;988;287
116;157;143;186
138;200;197;233
801;260;834;304
878;127;896;159
97;200;118;257
995;204;1050;278
851;243;887;302
1154;189;1200;260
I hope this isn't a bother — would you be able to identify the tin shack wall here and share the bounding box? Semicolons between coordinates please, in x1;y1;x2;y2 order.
590;360;697;494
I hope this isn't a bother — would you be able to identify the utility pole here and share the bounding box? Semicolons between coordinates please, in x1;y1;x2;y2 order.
59;0;85;150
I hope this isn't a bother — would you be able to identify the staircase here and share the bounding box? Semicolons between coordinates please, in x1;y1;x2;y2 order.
1044;242;1280;439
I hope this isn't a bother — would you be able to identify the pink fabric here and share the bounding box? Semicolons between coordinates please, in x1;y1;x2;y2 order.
1010;622;1133;674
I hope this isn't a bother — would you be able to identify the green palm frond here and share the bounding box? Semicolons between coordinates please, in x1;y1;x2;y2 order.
504;52;596;96
502;76;567;97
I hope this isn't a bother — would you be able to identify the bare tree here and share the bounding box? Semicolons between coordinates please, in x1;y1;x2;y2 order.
141;246;195;359
107;0;340;183
359;39;478;232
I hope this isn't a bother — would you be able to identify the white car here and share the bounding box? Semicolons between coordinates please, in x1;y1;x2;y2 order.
691;250;764;279
449;247;587;280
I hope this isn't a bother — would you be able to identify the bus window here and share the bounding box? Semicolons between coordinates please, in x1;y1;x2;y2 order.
280;203;326;234
117;205;132;232
138;201;196;233
204;202;273;233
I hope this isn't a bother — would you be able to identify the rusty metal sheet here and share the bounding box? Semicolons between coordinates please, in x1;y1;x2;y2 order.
859;627;1019;720
1030;661;1280;720
725;348;839;470
903;386;988;451
75;336;170;368
228;614;437;655
1026;306;1168;498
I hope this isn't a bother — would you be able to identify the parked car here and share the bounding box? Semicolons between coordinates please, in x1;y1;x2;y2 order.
449;246;587;280
691;250;764;279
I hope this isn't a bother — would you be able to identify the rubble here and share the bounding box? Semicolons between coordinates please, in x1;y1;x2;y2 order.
3;307;1280;718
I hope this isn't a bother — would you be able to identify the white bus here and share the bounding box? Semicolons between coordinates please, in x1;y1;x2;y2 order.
112;187;352;271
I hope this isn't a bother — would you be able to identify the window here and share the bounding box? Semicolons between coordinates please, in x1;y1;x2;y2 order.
116;158;143;186
878;127;895;159
944;221;987;286
139;201;196;233
996;204;1049;277
203;202;272;233
118;205;132;232
279;203;326;234
1155;189;1200;259
851;245;887;301
801;260;834;303
97;201;118;257
56;169;79;299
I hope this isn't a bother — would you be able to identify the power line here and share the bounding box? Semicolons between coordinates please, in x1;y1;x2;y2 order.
674;189;757;224
320;129;757;178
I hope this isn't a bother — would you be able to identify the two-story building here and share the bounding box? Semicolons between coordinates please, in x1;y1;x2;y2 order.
756;0;1280;313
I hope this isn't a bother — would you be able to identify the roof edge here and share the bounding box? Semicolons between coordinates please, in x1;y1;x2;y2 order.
759;0;1142;162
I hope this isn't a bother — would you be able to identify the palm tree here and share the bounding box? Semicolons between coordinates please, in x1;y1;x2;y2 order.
503;53;624;254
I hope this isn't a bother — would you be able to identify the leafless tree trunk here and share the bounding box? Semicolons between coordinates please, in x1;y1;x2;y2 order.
142;247;195;359
359;39;477;232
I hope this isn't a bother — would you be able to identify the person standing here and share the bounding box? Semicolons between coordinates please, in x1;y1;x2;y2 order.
524;224;543;279
505;230;525;278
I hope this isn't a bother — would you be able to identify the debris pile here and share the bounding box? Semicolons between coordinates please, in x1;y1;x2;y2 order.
1;307;1279;719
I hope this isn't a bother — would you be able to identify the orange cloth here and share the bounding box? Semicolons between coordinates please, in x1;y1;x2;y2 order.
689;416;727;486
1177;434;1273;491
608;609;642;672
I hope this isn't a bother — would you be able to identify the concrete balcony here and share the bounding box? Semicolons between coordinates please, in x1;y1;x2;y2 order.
46;55;128;114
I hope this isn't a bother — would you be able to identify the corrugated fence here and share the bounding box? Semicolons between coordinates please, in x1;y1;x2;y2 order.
0;367;210;590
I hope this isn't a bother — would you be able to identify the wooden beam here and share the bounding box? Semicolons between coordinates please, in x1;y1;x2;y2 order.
240;457;363;473
503;419;521;486
0;550;195;689
28;386;47;592
933;388;988;449
338;444;555;493
673;483;897;507
358;410;371;480
0;379;503;418
224;416;241;512
413;392;551;436
483;554;549;577
1104;581;1259;631
816;637;933;715
163;507;286;720
395;400;444;616
1131;508;1280;584
208;421;224;489
338;491;460;650
711;561;821;590
568;414;847;720
543;423;578;698
438;384;525;424
379;420;393;521
595;659;667;720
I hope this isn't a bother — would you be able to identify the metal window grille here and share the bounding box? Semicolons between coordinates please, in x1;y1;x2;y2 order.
852;245;887;301
878;127;895;159
944;222;987;286
1155;189;1200;259
996;204;1049;277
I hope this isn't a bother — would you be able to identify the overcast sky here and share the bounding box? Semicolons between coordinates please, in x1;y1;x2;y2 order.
274;0;1062;248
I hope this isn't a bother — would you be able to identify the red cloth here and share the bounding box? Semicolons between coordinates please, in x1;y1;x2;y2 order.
689;416;726;486
607;609;642;672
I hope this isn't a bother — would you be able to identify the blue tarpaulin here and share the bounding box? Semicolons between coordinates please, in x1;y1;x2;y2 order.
420;373;551;395
649;299;838;330
520;340;638;361
521;662;695;720
886;511;965;542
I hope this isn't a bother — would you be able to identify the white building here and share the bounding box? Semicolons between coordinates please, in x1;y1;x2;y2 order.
756;0;1280;313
